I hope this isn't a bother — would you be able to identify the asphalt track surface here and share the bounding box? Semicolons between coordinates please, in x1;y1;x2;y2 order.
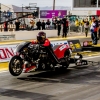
0;37;100;100
0;56;100;100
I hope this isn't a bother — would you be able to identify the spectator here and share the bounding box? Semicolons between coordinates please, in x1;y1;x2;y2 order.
46;19;51;29
4;21;8;31
36;19;41;30
52;18;57;29
81;19;85;32
89;18;92;26
75;18;80;32
9;21;14;31
57;18;62;37
62;18;69;38
15;19;20;31
41;20;46;30
90;16;99;45
30;20;35;30
84;18;89;37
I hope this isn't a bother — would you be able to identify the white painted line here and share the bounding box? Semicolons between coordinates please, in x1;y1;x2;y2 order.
0;70;8;73
83;56;100;59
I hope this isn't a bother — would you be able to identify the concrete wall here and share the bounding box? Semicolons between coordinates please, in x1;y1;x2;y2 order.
0;30;58;41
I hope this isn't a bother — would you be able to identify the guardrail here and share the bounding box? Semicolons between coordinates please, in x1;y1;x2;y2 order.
0;30;58;41
0;23;90;34
69;25;90;34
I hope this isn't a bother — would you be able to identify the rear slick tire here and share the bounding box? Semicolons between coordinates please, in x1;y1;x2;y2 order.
9;56;23;76
63;49;71;69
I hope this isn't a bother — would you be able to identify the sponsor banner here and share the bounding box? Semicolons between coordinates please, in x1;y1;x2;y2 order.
83;41;92;47
68;40;82;52
0;34;15;41
0;40;69;63
40;10;67;18
0;44;17;62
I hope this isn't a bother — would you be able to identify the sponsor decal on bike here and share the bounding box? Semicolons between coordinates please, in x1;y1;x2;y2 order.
51;41;68;47
59;44;69;51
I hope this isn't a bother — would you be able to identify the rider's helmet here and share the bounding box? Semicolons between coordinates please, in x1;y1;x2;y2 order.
37;31;46;43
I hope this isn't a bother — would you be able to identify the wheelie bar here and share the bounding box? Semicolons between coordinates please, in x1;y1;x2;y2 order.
70;58;88;65
70;58;100;66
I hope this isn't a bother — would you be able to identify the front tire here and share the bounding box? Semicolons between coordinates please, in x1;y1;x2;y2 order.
9;56;23;76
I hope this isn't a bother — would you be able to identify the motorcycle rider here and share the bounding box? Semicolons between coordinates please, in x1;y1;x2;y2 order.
31;31;50;46
31;31;59;63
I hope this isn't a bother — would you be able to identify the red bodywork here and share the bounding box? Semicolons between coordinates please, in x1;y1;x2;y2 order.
53;44;71;59
24;43;71;73
31;39;71;59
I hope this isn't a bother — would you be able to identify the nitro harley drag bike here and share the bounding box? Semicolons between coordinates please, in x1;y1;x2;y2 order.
9;41;72;76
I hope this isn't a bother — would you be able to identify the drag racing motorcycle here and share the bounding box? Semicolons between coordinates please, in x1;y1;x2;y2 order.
9;41;72;76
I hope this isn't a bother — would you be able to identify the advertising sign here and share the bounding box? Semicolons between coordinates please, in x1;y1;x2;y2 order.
0;44;17;62
68;40;82;52
83;41;92;47
40;10;67;18
0;34;15;41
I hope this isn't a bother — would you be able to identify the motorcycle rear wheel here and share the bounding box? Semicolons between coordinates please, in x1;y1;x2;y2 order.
63;50;71;69
9;56;23;76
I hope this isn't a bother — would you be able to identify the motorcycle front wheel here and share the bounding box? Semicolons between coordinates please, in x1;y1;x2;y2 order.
9;55;23;76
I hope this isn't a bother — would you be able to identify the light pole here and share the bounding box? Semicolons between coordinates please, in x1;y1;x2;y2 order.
53;0;55;10
97;0;98;8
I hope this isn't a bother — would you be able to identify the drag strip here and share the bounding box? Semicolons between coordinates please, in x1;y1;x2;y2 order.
0;56;100;100
0;37;100;100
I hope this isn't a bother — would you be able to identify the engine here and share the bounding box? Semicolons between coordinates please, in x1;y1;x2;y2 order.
19;44;50;70
28;44;48;63
39;49;48;60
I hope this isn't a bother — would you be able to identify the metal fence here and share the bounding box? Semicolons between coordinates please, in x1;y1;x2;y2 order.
1;15;97;33
0;23;91;34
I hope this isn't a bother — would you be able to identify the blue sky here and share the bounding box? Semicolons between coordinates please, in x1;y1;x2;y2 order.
1;0;72;7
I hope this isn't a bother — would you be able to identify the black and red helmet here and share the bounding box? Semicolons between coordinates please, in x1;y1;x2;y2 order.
37;31;46;42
